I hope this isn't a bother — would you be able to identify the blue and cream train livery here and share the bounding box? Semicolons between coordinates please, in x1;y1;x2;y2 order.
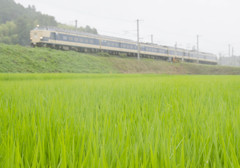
30;27;217;65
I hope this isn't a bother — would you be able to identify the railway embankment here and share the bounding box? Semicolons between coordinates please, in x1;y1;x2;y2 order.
1;44;240;74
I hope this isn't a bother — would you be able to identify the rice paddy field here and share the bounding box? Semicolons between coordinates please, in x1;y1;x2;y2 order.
0;74;240;167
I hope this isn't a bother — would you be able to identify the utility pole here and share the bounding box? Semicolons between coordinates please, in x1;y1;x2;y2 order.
137;19;140;60
197;35;199;63
75;20;78;31
174;42;177;62
151;34;153;44
228;44;231;57
232;47;234;57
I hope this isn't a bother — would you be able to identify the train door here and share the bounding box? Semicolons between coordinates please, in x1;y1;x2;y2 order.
50;32;57;40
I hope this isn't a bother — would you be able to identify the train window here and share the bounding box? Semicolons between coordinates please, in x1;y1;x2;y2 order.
74;38;78;42
177;52;183;56
63;36;67;40
69;37;73;41
169;51;174;55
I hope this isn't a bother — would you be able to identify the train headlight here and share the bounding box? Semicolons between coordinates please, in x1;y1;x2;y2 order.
40;37;43;39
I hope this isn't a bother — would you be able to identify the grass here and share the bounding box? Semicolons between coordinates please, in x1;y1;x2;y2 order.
0;44;116;73
1;43;240;74
0;74;240;167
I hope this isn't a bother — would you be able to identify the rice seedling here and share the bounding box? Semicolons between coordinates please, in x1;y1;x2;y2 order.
0;74;239;167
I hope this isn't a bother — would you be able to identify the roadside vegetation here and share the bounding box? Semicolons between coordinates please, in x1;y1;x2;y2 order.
1;43;240;74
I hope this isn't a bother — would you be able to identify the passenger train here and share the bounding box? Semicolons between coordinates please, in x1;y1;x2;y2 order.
30;27;218;65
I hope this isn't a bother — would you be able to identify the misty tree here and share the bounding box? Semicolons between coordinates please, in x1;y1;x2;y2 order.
0;21;18;44
0;0;98;45
58;24;98;34
0;0;57;45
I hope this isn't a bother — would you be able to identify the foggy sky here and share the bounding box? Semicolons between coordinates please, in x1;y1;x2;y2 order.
14;0;240;56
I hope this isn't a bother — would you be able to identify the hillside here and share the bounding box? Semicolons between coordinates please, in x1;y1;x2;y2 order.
0;0;97;45
0;0;57;45
1;44;240;74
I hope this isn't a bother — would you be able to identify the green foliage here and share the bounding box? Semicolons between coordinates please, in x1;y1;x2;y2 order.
0;0;98;46
58;23;98;34
0;0;57;45
1;44;240;74
0;74;240;167
0;44;116;73
119;52;127;58
97;51;111;57
0;21;18;44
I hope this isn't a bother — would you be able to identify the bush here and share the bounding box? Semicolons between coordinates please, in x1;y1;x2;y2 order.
97;52;111;57
119;53;127;58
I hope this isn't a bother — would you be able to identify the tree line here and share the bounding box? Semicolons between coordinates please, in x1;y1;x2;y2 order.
0;0;98;45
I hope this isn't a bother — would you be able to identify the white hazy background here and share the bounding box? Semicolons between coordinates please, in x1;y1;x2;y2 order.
15;0;240;57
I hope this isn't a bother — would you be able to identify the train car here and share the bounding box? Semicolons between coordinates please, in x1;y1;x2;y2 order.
30;27;218;65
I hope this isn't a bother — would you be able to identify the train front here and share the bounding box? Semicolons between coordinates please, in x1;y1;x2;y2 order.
30;27;51;46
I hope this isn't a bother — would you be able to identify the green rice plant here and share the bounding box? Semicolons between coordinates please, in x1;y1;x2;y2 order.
0;74;240;167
